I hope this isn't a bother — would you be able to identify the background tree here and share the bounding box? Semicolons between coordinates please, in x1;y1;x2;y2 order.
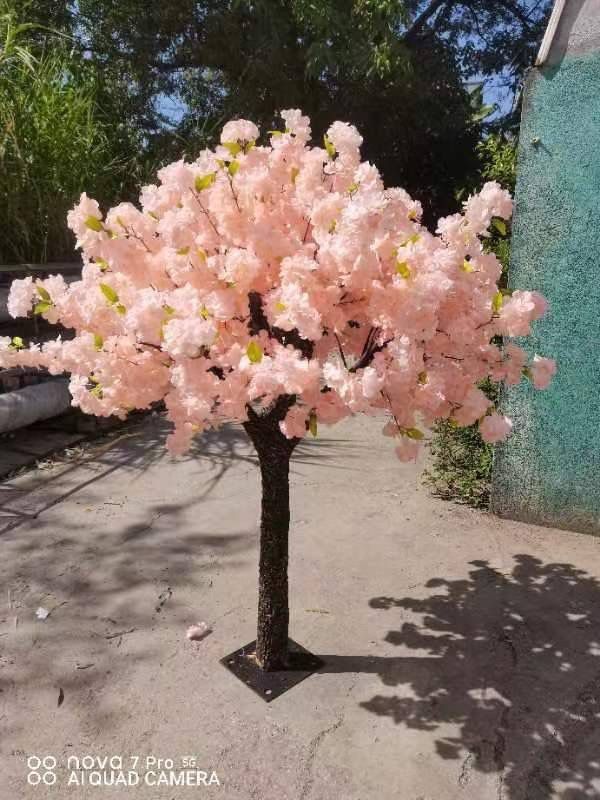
1;1;551;263
22;1;551;222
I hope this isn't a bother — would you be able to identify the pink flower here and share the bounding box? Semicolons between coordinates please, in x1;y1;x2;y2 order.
280;405;309;439
220;119;259;144
463;181;513;236
395;438;421;462
479;413;513;443
453;387;492;427
67;192;105;249
7;277;35;317
326;121;363;156
186;622;211;641
162;317;217;358
529;355;557;389
0;110;553;461
497;290;548;337
280;109;311;142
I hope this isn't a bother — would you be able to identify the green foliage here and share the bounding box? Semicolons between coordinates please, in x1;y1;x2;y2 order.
478;132;517;193
0;1;142;264
425;133;517;508
480;133;517;274
423;380;497;509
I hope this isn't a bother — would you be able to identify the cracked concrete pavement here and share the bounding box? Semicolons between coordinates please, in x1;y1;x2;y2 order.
2;413;600;799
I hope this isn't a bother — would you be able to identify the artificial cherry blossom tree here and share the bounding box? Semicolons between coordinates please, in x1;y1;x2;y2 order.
0;110;556;671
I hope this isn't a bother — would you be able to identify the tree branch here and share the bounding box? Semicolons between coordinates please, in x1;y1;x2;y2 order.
334;332;348;369
403;0;453;43
247;291;314;359
349;333;393;373
494;0;532;28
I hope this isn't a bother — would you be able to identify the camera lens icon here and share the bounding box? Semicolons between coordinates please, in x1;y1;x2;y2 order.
27;756;57;785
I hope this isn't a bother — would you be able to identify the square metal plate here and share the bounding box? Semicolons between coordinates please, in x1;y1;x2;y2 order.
220;639;324;702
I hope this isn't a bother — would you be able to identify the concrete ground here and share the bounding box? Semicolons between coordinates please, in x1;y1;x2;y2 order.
1;414;600;800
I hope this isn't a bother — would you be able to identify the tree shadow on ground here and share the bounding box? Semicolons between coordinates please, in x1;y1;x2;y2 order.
321;556;600;799
0;416;362;740
0;415;357;537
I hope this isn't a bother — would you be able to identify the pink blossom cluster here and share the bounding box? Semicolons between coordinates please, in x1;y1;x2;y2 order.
0;110;556;458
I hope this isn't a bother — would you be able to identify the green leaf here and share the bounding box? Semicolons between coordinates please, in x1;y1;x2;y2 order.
33;301;52;315
461;259;475;273
522;366;533;380
347;182;359;195
243;140;256;154
399;233;420;247
405;427;424;440
36;285;51;301
163;305;175;315
492;217;507;236
246;341;263;364
291;166;300;184
84;215;104;232
227;160;240;176
309;410;318;438
93;333;103;351
10;336;24;349
90;384;103;399
222;141;241;157
492;291;504;313
395;261;411;279
176;246;190;256
472;103;495;123
268;130;283;138
147;211;159;221
115;303;127;316
95;257;109;272
199;305;211;320
194;172;216;192
323;134;336;159
99;283;119;304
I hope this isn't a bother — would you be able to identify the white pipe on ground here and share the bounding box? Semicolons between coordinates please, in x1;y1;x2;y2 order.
0;380;72;434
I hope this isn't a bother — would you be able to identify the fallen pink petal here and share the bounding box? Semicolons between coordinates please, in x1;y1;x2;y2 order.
186;622;211;641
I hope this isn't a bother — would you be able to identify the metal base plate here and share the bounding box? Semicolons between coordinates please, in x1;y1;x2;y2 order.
220;639;324;702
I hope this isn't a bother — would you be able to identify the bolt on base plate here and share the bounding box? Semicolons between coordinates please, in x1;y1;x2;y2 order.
220;639;324;702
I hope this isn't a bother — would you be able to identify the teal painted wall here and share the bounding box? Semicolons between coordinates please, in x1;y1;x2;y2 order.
492;51;600;534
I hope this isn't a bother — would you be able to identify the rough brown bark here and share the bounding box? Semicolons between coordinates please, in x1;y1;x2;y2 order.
243;395;299;671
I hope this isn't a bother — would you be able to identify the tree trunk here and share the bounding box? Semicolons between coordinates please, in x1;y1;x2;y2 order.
244;396;298;671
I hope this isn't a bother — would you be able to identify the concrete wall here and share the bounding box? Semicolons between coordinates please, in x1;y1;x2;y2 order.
546;0;600;62
492;2;600;534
